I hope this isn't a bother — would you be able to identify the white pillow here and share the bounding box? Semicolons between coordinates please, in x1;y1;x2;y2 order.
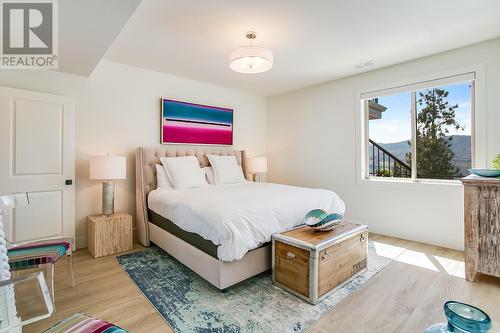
203;167;216;185
207;155;246;185
155;164;173;189
160;156;207;189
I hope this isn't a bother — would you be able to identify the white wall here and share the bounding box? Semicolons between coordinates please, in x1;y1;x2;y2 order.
2;39;499;251
0;61;267;248
267;38;500;250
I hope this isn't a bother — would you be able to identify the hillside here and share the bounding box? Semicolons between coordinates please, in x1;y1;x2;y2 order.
378;135;471;177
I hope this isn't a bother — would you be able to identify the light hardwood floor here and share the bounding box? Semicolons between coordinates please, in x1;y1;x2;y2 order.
25;234;500;333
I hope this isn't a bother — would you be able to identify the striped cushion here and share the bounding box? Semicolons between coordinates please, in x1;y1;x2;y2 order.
7;240;71;270
43;313;128;333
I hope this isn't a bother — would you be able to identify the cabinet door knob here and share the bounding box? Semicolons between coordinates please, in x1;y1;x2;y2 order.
65;179;73;185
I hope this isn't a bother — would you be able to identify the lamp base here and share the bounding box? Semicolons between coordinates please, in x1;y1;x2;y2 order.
102;181;115;216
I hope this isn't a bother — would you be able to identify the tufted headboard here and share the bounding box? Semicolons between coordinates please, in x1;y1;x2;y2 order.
135;147;248;246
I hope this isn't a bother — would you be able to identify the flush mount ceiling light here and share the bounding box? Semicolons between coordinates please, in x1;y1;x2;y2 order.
229;31;273;74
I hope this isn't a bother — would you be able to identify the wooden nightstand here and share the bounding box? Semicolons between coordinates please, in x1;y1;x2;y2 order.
87;213;133;258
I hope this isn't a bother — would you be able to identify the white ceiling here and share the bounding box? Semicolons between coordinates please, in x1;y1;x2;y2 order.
57;0;141;76
102;0;500;96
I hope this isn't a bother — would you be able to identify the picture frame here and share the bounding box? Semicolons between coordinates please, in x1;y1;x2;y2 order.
161;98;233;145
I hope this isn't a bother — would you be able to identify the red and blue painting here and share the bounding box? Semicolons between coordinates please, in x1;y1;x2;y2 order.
161;98;233;145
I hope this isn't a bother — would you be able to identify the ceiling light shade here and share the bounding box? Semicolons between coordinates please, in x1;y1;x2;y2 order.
229;32;273;74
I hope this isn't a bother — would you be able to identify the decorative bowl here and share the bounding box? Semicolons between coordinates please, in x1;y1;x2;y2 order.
305;209;343;231
469;169;500;177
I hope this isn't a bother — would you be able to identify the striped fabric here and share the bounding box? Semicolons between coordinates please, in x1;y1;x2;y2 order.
7;240;71;270
43;313;128;333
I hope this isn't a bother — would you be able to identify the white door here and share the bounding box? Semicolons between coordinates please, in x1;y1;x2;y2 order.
0;86;75;244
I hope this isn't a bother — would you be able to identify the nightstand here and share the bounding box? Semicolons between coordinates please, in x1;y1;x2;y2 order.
87;213;133;258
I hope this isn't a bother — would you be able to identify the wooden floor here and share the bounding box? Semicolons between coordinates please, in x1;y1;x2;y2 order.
24;234;500;333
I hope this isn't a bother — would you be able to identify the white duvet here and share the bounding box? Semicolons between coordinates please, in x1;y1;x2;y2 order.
148;182;345;261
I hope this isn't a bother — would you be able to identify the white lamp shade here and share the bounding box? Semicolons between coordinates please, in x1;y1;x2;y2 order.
89;155;126;180
247;156;267;173
229;46;273;74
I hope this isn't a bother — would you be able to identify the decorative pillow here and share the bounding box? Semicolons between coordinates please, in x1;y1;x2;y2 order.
207;155;246;185
155;164;173;189
160;156;207;189
203;167;216;185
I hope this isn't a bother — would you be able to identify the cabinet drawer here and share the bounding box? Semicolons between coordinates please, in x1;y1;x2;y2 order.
274;241;310;297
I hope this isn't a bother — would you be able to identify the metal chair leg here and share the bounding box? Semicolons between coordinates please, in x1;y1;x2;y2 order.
66;252;75;288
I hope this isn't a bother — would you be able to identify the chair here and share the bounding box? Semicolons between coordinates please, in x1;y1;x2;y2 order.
0;193;54;331
7;238;76;306
0;271;54;330
0;195;125;333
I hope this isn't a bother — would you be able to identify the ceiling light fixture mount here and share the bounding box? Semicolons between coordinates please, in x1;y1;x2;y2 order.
246;31;257;40
229;31;273;74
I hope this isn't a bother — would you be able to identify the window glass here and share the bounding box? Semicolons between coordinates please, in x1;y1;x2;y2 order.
414;83;472;179
368;93;412;178
365;80;473;181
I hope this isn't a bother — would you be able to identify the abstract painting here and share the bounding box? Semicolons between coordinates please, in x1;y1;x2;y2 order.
161;98;233;145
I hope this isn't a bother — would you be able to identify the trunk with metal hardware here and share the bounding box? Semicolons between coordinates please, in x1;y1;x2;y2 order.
272;222;368;304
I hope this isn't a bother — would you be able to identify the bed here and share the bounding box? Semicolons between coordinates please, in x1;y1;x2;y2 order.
135;147;344;289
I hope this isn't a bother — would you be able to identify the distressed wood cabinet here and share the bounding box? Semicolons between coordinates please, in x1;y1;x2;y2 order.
461;175;500;281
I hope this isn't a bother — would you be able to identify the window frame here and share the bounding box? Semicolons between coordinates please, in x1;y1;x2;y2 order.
358;72;478;185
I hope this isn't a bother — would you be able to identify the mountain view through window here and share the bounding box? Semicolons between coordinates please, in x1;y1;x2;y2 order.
367;82;472;180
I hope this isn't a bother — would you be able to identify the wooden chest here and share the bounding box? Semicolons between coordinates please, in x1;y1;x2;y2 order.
272;222;368;304
461;175;500;281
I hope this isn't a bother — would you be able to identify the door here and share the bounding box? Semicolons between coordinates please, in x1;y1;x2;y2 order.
0;86;75;244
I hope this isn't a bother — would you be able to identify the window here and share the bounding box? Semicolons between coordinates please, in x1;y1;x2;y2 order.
362;73;474;181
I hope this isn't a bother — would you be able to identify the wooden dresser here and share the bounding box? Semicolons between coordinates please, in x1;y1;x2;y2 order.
461;175;500;281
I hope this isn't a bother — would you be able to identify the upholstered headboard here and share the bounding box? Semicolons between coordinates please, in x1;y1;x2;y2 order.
135;147;248;246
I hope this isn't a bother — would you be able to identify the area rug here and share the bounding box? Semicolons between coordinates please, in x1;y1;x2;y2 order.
116;242;392;333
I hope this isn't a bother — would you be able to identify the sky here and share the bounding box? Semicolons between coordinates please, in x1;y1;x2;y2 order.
369;82;472;144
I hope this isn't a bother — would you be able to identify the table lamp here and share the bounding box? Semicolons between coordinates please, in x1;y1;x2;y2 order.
89;155;126;216
247;156;267;182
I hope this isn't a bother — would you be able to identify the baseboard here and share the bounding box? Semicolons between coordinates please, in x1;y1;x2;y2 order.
348;218;463;251
75;236;86;250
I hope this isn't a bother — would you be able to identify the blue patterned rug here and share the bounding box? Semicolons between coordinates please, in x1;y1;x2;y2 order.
116;242;392;333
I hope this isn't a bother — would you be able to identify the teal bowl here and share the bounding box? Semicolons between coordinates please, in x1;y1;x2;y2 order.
305;209;344;231
423;301;491;333
469;169;500;177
